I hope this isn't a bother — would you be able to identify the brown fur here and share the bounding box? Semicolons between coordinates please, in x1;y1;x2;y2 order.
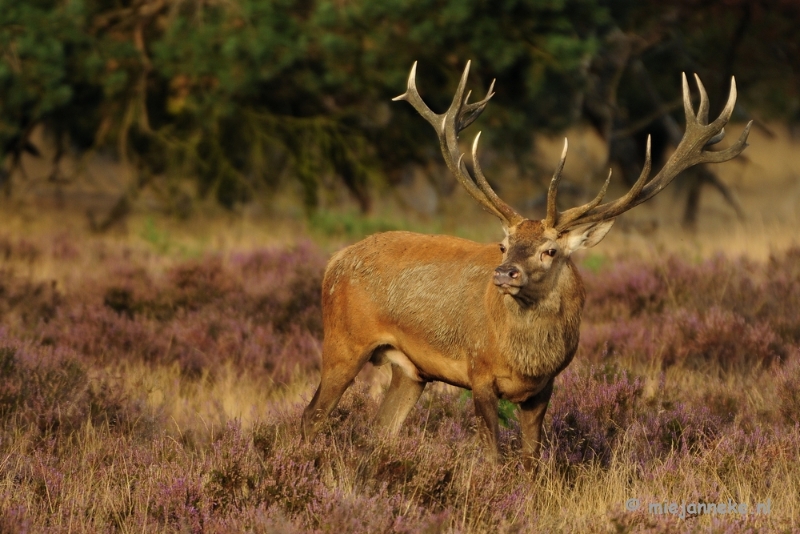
303;222;603;469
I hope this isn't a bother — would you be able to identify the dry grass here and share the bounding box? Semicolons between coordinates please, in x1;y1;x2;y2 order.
1;203;800;532
1;120;800;531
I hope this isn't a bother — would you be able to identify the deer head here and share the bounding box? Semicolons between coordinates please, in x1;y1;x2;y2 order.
393;61;751;303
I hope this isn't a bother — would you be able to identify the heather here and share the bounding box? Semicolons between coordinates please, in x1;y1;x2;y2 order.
580;253;800;370
1;229;800;532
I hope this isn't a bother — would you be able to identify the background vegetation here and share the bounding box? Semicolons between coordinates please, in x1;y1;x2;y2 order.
2;0;798;221
0;225;798;531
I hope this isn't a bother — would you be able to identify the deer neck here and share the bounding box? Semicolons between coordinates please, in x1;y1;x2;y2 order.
489;262;584;378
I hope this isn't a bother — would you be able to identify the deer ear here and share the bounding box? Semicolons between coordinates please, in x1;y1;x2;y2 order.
560;220;615;254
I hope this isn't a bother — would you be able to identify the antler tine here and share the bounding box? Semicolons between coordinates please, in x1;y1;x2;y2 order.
400;60;475;140
544;139;569;228
554;168;613;230
394;61;519;224
693;73;709;125
608;135;652;205
705;128;726;147
442;62;510;222
711;76;738;129
472;132;525;226
552;74;750;230
460;79;496;131
699;120;752;163
393;61;493;136
682;73;696;123
392;62;439;128
704;78;741;148
555;136;652;230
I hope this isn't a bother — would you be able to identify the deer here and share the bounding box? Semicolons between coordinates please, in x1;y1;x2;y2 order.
301;61;751;469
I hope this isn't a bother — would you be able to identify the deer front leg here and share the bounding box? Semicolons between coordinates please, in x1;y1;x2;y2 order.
518;378;554;472
472;381;500;462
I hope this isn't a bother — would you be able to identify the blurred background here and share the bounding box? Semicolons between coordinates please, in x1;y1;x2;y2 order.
1;0;799;252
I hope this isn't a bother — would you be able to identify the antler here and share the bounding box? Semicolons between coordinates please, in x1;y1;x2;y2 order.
393;62;525;226
549;73;752;231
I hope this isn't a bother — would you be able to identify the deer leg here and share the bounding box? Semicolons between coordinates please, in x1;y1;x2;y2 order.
518;378;554;473
301;343;369;442
375;363;426;436
472;382;500;462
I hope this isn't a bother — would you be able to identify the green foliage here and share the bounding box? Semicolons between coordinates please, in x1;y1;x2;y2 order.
0;0;607;209
141;217;171;254
139;217;201;257
581;253;607;273
497;399;518;428
2;0;796;211
304;207;442;240
458;390;519;428
0;2;94;151
308;210;401;239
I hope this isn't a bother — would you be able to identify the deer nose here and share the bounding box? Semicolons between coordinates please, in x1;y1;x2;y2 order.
493;265;523;286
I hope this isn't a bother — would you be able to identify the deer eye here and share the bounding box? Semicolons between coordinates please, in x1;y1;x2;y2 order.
499;244;506;253
545;248;557;257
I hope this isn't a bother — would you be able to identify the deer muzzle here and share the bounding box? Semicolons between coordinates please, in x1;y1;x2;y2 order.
493;264;526;294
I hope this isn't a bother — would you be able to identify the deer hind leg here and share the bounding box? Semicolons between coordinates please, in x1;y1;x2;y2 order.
374;353;426;436
301;341;371;442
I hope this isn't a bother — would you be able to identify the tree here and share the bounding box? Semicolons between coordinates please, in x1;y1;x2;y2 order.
1;0;797;223
587;0;800;226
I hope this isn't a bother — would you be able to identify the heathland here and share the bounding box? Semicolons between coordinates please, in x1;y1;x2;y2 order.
2;150;800;531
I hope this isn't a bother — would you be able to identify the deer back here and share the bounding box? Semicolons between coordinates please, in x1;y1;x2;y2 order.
323;230;585;380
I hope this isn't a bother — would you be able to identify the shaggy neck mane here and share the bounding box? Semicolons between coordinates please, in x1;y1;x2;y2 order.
498;265;583;378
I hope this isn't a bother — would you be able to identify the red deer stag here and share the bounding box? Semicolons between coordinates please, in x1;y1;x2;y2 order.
302;61;750;469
